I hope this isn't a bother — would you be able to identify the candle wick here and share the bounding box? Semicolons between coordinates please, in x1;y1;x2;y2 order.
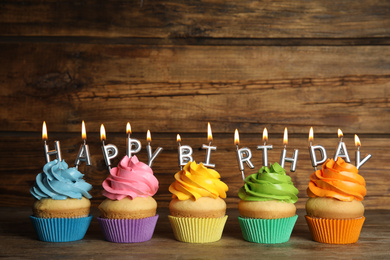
83;139;86;145
209;141;212;146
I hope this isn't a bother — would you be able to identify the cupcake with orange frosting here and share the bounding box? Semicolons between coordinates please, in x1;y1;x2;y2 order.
97;155;159;243
168;161;229;243
305;157;366;244
238;162;299;244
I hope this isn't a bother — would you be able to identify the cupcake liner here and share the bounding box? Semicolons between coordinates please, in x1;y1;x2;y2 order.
97;215;159;243
168;215;228;243
238;215;298;244
30;215;92;242
305;215;365;244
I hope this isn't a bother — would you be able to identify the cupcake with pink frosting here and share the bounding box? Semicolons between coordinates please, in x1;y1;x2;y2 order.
97;155;159;243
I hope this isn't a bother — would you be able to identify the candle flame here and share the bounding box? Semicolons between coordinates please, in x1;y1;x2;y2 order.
309;127;314;143
263;128;268;143
234;129;240;145
126;122;132;134
82;120;87;140
42;121;48;140
100;124;106;141
177;134;181;143
355;134;361;147
147;130;151;142
283;127;288;146
338;129;343;138
207;122;213;142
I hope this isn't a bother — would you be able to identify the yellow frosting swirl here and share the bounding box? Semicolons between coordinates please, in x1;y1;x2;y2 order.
169;161;228;200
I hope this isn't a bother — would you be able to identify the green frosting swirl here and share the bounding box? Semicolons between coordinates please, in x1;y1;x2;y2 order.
238;162;298;203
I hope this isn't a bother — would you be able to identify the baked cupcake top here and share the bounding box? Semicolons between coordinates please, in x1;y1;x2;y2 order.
102;155;159;200
169;161;228;201
307;158;366;202
238;162;299;203
30;159;92;200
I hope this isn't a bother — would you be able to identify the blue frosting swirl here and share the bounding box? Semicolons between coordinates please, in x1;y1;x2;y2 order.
30;159;92;200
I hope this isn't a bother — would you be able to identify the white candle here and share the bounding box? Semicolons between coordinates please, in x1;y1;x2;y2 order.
355;134;372;169
100;124;118;170
75;120;91;168
308;127;327;170
235;129;254;181
257;128;273;167
280;127;299;172
202;122;217;168
42;121;62;163
177;134;193;169
146;130;163;167
126;122;141;157
334;129;351;162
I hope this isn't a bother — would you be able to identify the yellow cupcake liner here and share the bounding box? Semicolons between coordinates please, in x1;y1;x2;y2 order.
305;215;365;244
168;215;228;243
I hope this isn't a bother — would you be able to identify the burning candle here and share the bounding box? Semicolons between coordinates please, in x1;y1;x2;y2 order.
75;120;92;168
42;121;62;163
126;122;141;157
146;130;163;167
235;129;254;181
177;134;193;170
333;129;351;162
257;128;273;167
201;122;217;168
280;127;299;172
100;124;118;170
308;127;327;170
355;134;372;169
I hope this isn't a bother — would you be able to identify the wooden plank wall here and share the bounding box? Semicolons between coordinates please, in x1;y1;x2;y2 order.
1;0;389;209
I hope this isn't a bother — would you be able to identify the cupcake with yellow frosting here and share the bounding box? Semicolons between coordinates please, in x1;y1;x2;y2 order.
168;161;229;243
305;158;366;244
238;162;299;244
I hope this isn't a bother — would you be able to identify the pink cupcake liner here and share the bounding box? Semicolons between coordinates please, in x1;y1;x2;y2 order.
97;215;158;243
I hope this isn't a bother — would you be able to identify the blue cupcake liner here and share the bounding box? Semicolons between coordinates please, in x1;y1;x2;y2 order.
30;215;92;242
238;215;298;244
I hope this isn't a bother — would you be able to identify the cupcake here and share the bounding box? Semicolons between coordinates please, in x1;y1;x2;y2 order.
97;155;159;243
30;159;93;242
238;162;299;244
168;161;229;243
305;158;366;244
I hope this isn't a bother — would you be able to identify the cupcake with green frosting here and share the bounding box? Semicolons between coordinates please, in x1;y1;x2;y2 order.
238;162;299;244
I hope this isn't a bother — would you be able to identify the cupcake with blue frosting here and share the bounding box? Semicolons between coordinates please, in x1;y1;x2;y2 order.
30;159;93;242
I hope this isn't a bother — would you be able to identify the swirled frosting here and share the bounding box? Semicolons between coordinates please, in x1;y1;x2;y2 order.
238;162;299;203
102;155;159;200
307;158;366;202
169;161;228;200
30;159;92;200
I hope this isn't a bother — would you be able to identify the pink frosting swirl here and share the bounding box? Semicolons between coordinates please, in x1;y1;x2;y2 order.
102;155;159;200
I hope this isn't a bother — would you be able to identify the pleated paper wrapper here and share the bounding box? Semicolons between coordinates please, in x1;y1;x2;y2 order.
305;215;365;244
168;215;228;243
97;215;158;243
30;215;92;242
238;215;298;244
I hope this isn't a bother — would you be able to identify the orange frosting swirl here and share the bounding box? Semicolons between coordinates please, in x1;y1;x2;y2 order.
169;161;228;201
307;158;366;202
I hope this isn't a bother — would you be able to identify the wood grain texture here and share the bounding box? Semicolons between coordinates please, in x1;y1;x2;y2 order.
1;207;389;259
1;43;390;134
1;0;390;38
0;134;387;209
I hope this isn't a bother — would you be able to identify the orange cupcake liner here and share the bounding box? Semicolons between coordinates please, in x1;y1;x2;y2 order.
305;215;365;244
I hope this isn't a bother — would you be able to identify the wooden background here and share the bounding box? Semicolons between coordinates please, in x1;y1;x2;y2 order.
1;0;389;210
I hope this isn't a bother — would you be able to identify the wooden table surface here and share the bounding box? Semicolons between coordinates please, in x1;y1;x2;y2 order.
1;207;389;259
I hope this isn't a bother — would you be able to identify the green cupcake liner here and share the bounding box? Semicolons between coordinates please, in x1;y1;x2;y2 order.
238;215;298;244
